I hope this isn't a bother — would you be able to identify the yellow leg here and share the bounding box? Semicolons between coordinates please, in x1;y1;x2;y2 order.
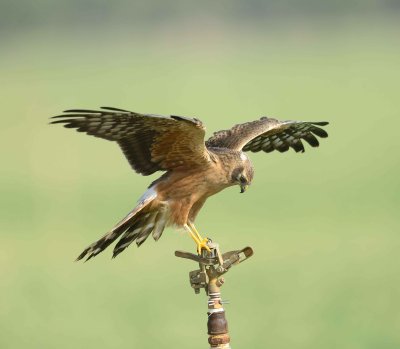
184;223;211;255
188;221;203;241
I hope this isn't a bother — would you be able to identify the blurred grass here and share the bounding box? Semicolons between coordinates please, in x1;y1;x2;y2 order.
1;15;400;349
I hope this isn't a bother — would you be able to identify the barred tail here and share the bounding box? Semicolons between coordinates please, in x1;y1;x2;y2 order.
76;188;168;261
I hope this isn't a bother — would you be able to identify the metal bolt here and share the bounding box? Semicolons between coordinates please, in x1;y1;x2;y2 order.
216;266;225;273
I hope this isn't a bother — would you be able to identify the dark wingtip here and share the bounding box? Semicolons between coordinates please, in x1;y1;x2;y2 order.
100;106;130;112
312;121;329;126
49;112;90;124
63;109;101;113
49;119;70;125
49;115;78;124
311;127;329;138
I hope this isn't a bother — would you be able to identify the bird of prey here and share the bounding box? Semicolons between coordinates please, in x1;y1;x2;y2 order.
51;107;329;261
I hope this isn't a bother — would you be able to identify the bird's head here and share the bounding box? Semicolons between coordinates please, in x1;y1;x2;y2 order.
231;152;254;193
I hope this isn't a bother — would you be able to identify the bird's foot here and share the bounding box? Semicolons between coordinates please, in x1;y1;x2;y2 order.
197;237;211;255
184;223;212;255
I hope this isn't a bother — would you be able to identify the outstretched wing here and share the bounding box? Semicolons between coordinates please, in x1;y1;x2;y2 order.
51;107;211;175
206;117;329;153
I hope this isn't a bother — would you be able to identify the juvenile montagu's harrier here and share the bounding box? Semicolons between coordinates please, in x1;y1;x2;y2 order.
51;107;329;261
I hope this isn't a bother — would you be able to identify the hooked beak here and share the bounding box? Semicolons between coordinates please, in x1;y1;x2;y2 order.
240;184;248;193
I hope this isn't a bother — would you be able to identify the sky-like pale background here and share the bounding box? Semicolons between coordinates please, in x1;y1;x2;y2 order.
1;1;400;348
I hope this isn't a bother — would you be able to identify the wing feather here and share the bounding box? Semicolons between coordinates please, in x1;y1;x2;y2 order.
206;116;329;154
51;107;210;175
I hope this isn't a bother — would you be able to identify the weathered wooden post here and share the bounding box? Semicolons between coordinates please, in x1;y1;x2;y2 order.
175;241;253;348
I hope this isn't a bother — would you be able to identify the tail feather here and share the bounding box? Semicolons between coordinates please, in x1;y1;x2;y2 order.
152;207;168;241
112;210;164;257
111;223;141;258
134;225;154;247
76;188;166;261
76;221;129;262
136;212;158;246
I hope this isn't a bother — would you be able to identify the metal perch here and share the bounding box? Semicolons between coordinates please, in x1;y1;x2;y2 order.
175;240;254;348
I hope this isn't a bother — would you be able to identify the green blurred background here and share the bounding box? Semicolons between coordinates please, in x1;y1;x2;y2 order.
1;1;400;348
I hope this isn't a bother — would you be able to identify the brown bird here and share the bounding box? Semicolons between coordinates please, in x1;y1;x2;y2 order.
51;107;329;261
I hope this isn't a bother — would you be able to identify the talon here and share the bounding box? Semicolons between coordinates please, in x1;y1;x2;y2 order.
197;238;211;255
185;223;211;255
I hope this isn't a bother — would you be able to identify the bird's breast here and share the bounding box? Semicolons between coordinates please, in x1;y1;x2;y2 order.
155;167;229;202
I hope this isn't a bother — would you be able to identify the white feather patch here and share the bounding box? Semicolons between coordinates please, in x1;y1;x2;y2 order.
138;186;157;204
240;152;248;161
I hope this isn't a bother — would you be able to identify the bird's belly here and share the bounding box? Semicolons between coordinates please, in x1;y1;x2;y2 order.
154;170;230;226
159;175;225;200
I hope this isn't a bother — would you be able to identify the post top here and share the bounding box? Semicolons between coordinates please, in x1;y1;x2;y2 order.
175;242;254;294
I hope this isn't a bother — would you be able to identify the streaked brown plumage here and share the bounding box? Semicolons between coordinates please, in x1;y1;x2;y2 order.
51;107;329;260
